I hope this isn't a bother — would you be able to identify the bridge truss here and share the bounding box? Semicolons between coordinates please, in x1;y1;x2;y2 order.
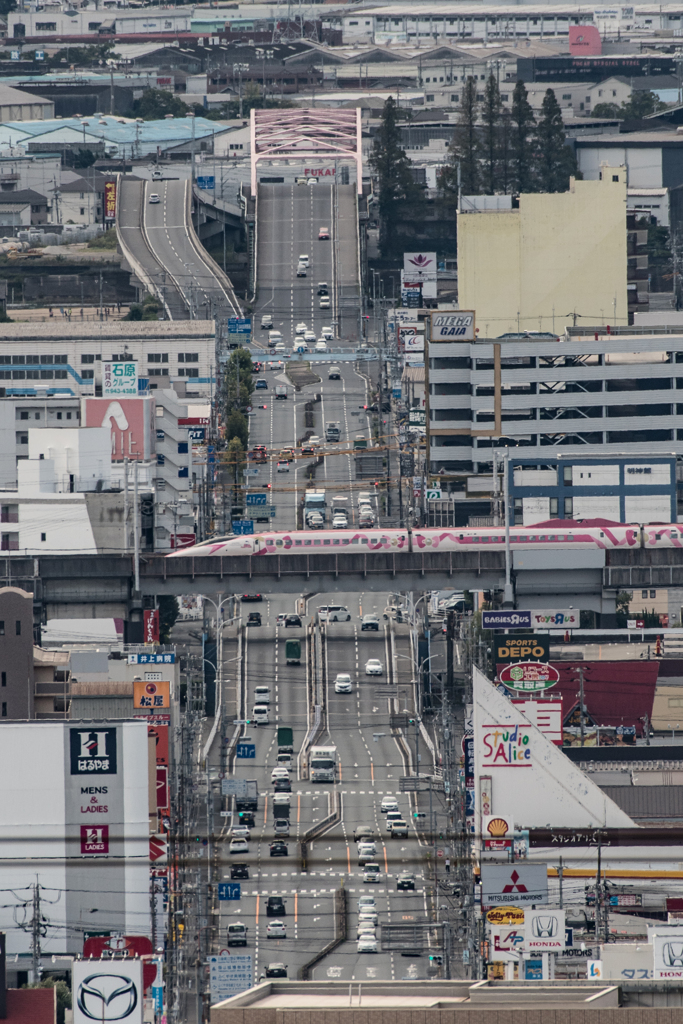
250;107;363;194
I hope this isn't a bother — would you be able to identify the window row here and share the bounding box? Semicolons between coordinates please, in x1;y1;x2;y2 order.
0;355;67;365
0;370;68;380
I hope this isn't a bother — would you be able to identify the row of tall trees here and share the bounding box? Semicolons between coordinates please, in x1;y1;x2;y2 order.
442;77;578;199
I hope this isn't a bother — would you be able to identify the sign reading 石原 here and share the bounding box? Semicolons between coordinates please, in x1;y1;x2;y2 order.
103;360;138;397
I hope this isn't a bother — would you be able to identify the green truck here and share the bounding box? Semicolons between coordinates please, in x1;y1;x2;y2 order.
285;638;301;665
277;726;294;754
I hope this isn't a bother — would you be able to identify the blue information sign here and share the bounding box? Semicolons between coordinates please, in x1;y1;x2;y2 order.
197;175;215;190
218;882;242;901
232;520;254;535
228;317;252;335
246;493;267;506
236;742;256;759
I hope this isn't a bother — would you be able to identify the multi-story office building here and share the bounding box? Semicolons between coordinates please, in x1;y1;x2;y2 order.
0;321;216;398
427;326;683;476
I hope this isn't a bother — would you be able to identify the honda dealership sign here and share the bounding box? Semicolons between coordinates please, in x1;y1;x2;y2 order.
481;864;548;905
73;959;143;1024
654;932;683;979
525;909;567;952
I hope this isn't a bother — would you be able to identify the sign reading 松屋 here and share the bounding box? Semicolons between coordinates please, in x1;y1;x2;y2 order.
103;360;138;397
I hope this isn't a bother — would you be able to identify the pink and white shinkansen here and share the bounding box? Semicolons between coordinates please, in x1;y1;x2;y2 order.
168;521;683;557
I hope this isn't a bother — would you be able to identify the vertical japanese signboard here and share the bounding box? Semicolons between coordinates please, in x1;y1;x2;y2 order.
143;608;159;644
104;180;117;221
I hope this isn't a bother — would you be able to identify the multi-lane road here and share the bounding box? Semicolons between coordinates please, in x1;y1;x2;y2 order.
219;592;432;983
118;177;240;320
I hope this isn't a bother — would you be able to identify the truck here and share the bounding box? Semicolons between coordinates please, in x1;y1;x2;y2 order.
234;780;259;813
309;744;337;783
325;422;341;442
275;384;288;400
285;639;301;665
272;793;291;820
277;726;294;753
353;435;368;450
304;489;326;524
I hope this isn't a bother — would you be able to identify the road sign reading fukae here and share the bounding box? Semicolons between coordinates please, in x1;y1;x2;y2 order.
481;864;548;905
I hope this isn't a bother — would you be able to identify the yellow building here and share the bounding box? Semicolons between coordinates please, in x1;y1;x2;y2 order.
457;169;628;335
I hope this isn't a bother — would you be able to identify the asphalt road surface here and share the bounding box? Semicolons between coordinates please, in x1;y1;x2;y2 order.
218;591;431;984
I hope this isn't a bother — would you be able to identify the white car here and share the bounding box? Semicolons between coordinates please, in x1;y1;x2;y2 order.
306;512;324;529
357;934;378;953
231;825;250;840
295;322;308;335
358;895;377;912
229;838;248;854
381;797;399;814
357;843;376;863
267;920;287;939
149;193;160;204
315;340;328;352
319;297;330;309
334;673;353;693
365;659;383;675
307;435;321;446
357;923;376;939
321;326;333;339
303;331;316;344
332;515;348;530
298;254;310;267
296;264;307;277
271;767;290;781
358;909;378;926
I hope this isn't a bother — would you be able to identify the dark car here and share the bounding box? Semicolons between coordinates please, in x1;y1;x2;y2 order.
270;841;289;857
397;872;416;891
251;361;262;374
285;615;302;628
247;612;262;627
273;777;291;793
231;863;249;880
265;964;288;978
301;444;315;456
255;379;268;389
266;896;286;916
243;594;263;602
239;812;255;828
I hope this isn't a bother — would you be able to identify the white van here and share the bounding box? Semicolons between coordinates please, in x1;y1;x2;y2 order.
319;605;351;622
252;704;270;725
255;686;271;704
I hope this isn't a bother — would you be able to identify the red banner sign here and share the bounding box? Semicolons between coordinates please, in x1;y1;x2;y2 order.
144;609;159;644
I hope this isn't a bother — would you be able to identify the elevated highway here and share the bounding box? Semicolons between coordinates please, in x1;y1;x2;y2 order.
117;176;241;320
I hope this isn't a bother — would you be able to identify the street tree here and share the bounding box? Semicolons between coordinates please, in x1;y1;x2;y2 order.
536;88;578;192
131;88;189;120
481;74;503;194
441;77;480;202
370;96;421;254
510;80;537;193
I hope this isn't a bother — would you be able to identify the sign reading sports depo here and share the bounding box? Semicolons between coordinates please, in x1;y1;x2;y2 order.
430;310;476;341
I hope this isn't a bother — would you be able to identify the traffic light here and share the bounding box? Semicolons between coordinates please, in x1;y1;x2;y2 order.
413;812;426;819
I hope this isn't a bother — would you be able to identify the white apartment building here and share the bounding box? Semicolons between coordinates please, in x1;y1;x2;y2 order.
0;321;216;398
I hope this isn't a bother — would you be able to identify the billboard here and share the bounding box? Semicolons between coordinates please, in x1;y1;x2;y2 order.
404;251;436;281
83;396;155;461
481;864;548;905
495;634;550;664
103;361;138;398
430;310;475;342
133;680;170;710
73;958;143;1024
104;180;117;221
654;932;683;979
525;910;567;952
569;24;602;55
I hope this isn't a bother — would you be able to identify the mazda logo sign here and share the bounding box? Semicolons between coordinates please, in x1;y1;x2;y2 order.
77;973;138;1021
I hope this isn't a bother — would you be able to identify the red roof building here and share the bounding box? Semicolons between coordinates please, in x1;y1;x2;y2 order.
549;660;659;735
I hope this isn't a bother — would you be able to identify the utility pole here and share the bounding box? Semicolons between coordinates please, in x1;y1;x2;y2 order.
30;880;42;984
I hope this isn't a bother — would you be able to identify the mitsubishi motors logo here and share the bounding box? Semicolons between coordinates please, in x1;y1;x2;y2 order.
502;870;527;894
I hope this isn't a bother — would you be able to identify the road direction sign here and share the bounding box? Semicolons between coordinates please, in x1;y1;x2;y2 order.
209;953;252;1000
232;520;254;535
228;317;252;335
236;743;256;759
221;779;248;797
218;883;241;901
246;493;267;506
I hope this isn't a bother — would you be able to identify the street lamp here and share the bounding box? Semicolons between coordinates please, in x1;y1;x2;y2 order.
233;63;249;118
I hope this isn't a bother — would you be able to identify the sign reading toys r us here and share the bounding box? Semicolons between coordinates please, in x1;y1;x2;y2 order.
430;310;476;341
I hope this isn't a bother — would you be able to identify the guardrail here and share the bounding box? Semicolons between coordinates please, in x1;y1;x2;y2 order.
299;886;346;980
